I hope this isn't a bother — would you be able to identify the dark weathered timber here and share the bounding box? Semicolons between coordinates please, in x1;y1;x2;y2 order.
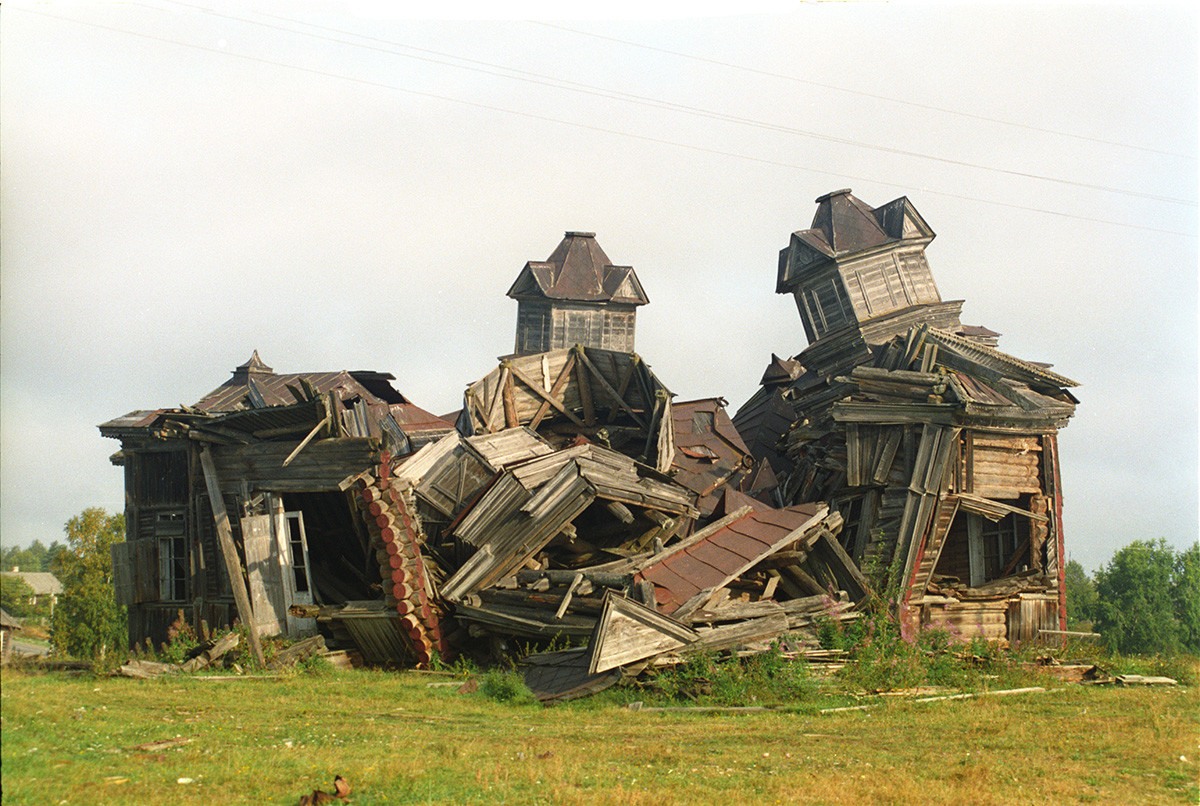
199;446;265;667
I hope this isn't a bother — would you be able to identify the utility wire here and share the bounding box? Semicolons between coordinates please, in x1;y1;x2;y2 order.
157;0;1195;207
533;20;1195;162
14;6;1196;238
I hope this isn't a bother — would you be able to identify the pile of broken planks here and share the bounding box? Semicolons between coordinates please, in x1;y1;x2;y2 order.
280;348;871;697
384;420;866;701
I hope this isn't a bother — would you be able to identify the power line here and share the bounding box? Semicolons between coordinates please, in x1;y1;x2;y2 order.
533;20;1195;162
155;0;1195;207
12;6;1196;239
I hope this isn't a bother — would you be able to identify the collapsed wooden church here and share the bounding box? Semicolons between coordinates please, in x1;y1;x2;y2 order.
101;196;1076;694
734;189;1077;644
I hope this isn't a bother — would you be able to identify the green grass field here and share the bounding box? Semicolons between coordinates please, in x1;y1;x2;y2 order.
1;665;1196;805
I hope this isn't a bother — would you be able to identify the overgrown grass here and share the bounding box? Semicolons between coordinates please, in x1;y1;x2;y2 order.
2;662;1196;805
639;643;816;706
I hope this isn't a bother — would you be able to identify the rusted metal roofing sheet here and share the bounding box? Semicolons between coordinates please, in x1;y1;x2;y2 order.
670;398;762;515
98;409;170;433
636;501;827;614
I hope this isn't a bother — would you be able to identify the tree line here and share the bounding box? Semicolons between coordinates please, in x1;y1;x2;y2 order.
0;539;67;574
1065;539;1200;655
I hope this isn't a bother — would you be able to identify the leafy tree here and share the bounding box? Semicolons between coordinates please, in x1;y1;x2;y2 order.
49;508;127;660
1;540;66;572
1172;542;1200;652
1;574;37;619
1064;559;1097;628
1093;539;1198;655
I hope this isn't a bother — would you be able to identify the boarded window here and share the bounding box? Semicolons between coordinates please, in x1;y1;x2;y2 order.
803;278;853;339
136;451;188;505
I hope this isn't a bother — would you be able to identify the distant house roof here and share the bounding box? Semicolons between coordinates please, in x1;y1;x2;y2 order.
1;571;63;597
1;608;21;630
507;232;649;306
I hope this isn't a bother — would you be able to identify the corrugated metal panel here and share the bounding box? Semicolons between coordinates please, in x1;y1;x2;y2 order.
636;502;827;614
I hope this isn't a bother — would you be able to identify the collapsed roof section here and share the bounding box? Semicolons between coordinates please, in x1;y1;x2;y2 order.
461;346;676;471
386;425;860;699
101;353;456;463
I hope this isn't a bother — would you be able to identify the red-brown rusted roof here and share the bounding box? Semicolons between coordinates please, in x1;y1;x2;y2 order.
635;500;827;614
670;398;765;516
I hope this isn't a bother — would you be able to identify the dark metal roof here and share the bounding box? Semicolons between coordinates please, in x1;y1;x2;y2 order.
760;353;803;386
802;190;935;258
777;190;936;296
98;409;170;432
192;354;409;413
670;398;762;516
957;325;1001;338
507;232;649;305
635;501;826;614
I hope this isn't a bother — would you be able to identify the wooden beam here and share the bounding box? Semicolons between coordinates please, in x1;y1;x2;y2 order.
606;354;637;424
199;446;265;667
506;361;587;428
281;403;332;468
576;357;596;426
554;573;584;620
633;506;753;572
485;365;510;433
502;367;519;429
574;348;646;428
529;352;577;430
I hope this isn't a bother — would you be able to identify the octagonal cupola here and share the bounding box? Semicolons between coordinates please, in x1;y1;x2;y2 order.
507;231;648;355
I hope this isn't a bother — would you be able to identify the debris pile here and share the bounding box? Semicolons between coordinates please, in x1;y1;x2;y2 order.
303;346;867;700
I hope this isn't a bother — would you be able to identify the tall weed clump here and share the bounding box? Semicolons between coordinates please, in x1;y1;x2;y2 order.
816;542;990;692
648;643;814;705
477;670;538;705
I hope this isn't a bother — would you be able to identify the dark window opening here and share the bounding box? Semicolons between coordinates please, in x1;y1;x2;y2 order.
281;491;372;604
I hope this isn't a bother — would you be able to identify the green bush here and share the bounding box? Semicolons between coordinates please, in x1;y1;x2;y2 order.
159;612;199;663
647;644;814;705
477;670;537;704
298;653;335;676
49;509;127;662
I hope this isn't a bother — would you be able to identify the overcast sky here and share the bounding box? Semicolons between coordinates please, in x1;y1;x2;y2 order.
2;1;1196;571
